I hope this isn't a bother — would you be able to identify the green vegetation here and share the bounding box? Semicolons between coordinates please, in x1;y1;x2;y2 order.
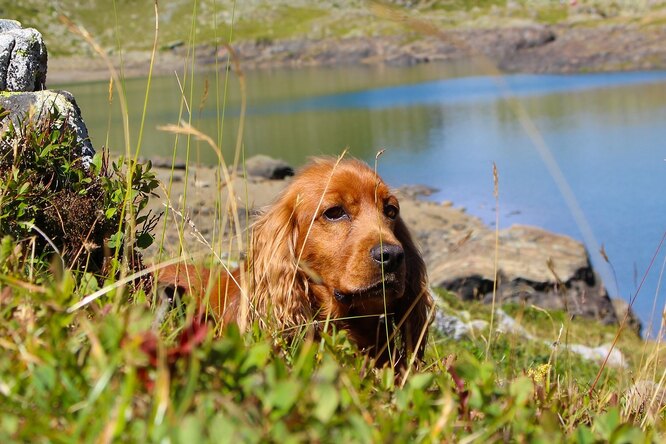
0;110;664;440
0;106;158;275
4;0;666;57
1;249;664;441
1;1;665;440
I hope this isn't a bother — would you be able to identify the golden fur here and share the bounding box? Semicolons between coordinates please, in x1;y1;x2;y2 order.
158;157;433;366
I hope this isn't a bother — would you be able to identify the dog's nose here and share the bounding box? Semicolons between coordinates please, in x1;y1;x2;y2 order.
370;244;404;272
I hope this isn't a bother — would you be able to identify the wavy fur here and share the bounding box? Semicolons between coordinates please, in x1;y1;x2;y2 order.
158;157;433;367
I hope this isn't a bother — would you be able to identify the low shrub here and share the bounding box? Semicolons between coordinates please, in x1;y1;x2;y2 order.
0;106;159;277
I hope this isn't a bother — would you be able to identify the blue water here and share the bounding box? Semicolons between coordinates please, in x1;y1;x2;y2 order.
252;71;666;114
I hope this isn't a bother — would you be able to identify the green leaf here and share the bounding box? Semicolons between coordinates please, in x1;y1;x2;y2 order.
209;413;237;444
313;384;339;423
408;372;434;392
265;380;300;414
240;342;271;374
18;182;30;195
91;153;102;173
609;423;646;444
349;414;374;444
79;272;99;294
33;364;57;394
380;366;394;391
40;144;54;157
108;232;123;249
1;415;19;435
574;425;595;444
177;415;203;443
509;376;533;405
593;407;620;441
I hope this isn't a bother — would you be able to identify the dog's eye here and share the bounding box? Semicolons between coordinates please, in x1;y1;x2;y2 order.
384;204;399;220
323;206;347;221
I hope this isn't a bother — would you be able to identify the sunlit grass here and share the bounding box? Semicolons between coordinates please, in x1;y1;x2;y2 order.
1;0;665;442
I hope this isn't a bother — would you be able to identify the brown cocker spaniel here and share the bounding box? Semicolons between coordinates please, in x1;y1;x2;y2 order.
158;157;432;367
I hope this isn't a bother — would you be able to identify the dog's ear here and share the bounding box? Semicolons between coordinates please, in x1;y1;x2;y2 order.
394;217;433;363
246;196;311;333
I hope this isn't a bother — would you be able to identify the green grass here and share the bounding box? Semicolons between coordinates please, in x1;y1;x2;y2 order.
234;6;331;42
1;104;663;442
1;264;664;441
1;0;666;441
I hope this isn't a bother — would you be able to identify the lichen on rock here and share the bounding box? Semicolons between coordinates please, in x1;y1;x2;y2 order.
0;19;47;92
0;90;95;164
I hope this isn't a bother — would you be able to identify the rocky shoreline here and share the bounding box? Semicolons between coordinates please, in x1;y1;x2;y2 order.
47;23;666;84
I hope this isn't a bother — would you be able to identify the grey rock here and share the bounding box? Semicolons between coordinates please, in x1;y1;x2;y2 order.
433;307;627;368
0;20;22;33
494;309;534;339
567;343;626;368
434;311;471;340
397;197;640;332
430;224;626;329
0;19;47;92
241;154;294;180
0;90;95;164
398;184;439;199
432;225;589;285
514;26;556;50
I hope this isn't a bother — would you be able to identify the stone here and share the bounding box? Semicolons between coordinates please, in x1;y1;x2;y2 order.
397;184;439;199
567;343;626;368
429;224;623;328
241;154;294;180
0;90;95;164
434;311;472;341
494;309;534;339
514;26;557;50
433;307;628;367
0;20;48;92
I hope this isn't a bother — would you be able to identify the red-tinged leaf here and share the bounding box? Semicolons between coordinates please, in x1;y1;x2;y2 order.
171;317;208;359
138;332;160;367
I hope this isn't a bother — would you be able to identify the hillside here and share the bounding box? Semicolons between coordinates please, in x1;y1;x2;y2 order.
6;1;666;83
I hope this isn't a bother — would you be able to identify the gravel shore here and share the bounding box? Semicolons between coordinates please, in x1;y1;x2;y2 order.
47;23;666;85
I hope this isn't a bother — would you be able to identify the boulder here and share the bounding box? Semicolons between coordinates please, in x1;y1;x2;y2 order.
0;90;95;164
241;154;294;180
419;215;637;331
397;184;439;199
0;20;48;92
514;26;557;51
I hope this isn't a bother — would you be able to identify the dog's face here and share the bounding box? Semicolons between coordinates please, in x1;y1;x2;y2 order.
250;157;431;363
288;159;406;317
159;157;431;365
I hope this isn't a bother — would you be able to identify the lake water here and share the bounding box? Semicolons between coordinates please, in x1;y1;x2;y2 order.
54;62;666;337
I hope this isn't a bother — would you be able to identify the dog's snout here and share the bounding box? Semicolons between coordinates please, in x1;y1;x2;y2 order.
370;244;404;272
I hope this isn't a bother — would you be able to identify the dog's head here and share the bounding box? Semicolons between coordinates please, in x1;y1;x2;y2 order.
248;157;432;365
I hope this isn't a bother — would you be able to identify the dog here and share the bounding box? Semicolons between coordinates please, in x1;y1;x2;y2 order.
157;157;432;367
